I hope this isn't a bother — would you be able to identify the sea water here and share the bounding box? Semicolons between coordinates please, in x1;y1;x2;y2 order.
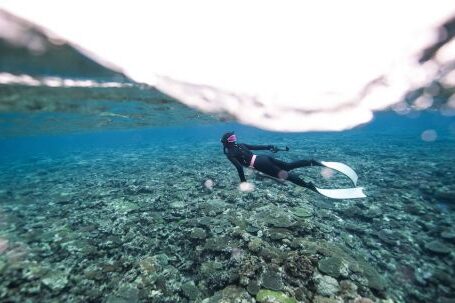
1;93;454;303
1;10;455;303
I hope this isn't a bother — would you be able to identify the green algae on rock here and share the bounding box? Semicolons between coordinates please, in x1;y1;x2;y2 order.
256;289;297;303
202;285;254;303
291;206;314;218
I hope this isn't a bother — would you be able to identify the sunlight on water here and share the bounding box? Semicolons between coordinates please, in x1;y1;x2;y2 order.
1;1;454;131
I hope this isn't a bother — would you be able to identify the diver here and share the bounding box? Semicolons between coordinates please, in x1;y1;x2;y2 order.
220;131;320;192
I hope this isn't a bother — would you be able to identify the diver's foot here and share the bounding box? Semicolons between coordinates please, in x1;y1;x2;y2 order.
311;160;323;167
306;182;317;192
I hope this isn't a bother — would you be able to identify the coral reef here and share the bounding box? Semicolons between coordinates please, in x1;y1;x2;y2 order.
0;132;454;302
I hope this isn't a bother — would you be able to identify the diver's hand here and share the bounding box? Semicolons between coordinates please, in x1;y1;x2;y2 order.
269;145;289;153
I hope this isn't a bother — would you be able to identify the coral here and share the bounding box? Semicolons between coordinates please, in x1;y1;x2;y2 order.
41;270;69;292
256;289;297;303
261;269;284;291
314;274;340;297
202;285;254;303
318;256;349;278
283;252;315;280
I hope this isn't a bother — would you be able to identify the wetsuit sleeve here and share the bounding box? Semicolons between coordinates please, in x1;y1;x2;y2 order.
227;155;246;182
244;144;273;151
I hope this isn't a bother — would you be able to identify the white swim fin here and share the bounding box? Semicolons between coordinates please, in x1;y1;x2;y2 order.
315;187;366;199
320;161;359;186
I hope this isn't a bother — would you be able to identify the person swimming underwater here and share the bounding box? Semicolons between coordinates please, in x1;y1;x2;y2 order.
220;131;320;191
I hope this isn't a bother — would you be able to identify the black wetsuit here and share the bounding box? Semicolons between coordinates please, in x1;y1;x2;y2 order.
223;143;318;190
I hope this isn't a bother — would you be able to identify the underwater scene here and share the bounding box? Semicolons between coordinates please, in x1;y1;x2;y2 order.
1;89;455;303
1;6;455;303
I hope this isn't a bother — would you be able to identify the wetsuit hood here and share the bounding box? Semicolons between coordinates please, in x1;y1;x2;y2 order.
220;131;236;145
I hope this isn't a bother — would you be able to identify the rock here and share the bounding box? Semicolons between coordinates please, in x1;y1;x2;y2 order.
313;296;340;303
441;230;455;241
359;263;386;291
247;238;263;253
255;207;296;228
202;285;254;303
344;223;366;234
114;286;139;303
181;281;202;301
434;190;455;204
315;275;340;297
84;266;104;281
106;295;129;303
0;259;5;274
247;280;260;296
424;240;451;254
377;229;401;245
430;269;455;287
41;270;68;292
256;289;297;303
203;237;231;252
268;228;293;241
170;201;185;209
190;227;207;240
339;280;358;299
154;253;170;266
200;261;236;289
361;207;382;220
139;256;158;275
292;206;314;218
258;246;285;264
261;269;284;291
318;256;349;278
202;199;228;215
353;298;374;303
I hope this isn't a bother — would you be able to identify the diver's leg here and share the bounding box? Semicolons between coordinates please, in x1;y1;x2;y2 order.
287;173;317;191
253;156;282;178
255;156;316;191
269;158;321;171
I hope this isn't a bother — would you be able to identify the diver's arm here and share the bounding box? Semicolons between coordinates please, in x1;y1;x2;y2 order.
227;156;246;182
244;144;274;151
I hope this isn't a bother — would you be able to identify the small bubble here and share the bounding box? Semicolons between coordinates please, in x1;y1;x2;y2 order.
204;179;214;190
447;94;455;109
0;238;8;254
239;182;255;192
321;168;334;179
413;95;433;110
392;102;410;115
277;170;289;180
421;129;437;142
230;248;243;260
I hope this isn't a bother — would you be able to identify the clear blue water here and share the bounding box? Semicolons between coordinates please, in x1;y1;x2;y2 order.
0;108;454;303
